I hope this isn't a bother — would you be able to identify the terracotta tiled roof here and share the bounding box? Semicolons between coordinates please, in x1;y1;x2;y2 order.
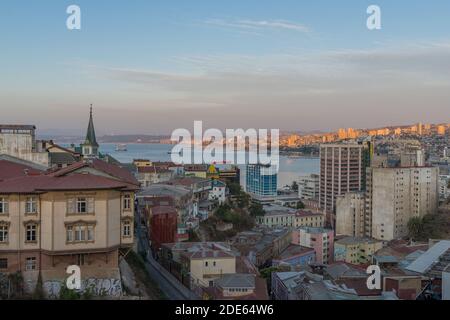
51;159;139;186
137;166;171;173
0;173;131;194
295;210;323;217
0;160;43;181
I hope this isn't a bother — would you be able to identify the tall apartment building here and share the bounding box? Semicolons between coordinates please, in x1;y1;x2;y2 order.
319;143;368;214
365;166;439;241
246;164;277;197
335;192;365;237
298;174;319;201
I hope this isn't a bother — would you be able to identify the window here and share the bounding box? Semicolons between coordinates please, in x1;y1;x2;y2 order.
66;226;73;242
68;224;95;243
75;225;85;241
77;198;87;213
26;224;37;242
0;225;8;243
77;254;86;266
25;257;36;271
87;225;94;241
67;197;94;215
205;261;208;267
0;258;7;269
0;198;8;214
25;197;37;214
123;194;131;210
122;220;131;237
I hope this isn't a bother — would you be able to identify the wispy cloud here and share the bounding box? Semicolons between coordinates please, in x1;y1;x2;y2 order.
205;18;311;34
74;41;450;131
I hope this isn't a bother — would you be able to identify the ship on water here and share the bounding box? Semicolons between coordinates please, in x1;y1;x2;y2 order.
115;143;127;152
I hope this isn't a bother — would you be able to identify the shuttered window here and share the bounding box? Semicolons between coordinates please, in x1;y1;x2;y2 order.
67;197;95;214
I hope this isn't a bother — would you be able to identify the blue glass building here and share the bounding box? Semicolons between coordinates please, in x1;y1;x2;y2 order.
245;164;278;197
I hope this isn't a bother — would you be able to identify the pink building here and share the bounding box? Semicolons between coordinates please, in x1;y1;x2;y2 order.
291;227;334;265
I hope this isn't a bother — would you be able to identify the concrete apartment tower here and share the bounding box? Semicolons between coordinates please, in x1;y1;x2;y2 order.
319;143;369;215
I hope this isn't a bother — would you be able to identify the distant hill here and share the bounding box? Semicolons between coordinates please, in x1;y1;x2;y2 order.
98;135;172;144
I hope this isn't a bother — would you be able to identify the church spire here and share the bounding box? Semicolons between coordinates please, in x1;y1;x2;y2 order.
82;104;99;158
85;104;99;147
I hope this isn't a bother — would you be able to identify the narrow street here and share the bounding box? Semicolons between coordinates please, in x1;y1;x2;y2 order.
136;223;198;300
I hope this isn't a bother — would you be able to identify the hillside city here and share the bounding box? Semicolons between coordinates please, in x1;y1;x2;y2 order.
0;110;449;300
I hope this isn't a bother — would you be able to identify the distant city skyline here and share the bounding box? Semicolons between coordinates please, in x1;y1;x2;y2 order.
1;0;450;134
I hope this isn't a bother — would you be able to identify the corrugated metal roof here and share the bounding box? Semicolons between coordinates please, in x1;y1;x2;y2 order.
406;240;450;274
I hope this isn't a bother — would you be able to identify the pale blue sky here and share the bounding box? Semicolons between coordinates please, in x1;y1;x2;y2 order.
1;1;450;134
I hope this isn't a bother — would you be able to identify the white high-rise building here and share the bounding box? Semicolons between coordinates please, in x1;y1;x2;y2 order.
367;166;439;241
298;174;319;201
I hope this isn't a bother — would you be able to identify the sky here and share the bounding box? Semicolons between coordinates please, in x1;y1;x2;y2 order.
1;0;450;135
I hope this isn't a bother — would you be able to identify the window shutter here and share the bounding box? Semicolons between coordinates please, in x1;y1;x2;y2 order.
67;198;75;214
4;202;8;214
88;198;95;213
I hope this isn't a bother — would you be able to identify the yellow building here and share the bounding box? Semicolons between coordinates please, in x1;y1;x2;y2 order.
133;159;152;167
161;242;236;289
258;210;324;229
334;237;383;265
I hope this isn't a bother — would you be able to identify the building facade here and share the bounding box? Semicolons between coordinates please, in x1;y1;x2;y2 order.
319;143;368;214
246;164;278;197
0;125;49;167
291;227;334;264
0;159;138;294
335;192;366;237
298;174;320;201
334;237;383;265
367;166;439;241
258;210;324;229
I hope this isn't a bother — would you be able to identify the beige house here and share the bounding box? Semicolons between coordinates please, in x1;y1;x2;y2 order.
0;158;139;293
258;210;324;229
334;237;383;265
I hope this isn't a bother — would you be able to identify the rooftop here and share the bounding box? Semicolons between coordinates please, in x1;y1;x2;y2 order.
0;173;131;194
215;274;255;289
0;157;44;181
274;244;315;261
335;236;382;246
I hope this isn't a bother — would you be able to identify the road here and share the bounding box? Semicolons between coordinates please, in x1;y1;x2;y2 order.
136;224;198;300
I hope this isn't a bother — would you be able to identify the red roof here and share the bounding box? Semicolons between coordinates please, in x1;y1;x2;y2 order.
0;160;43;181
295;210;323;217
0;173;131;194
51;159;139;186
137;166;171;174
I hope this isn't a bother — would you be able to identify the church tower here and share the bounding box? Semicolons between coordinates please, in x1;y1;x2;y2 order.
81;104;99;158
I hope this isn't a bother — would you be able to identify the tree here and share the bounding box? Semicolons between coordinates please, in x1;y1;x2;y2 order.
227;182;242;196
237;192;250;208
249;202;265;217
407;217;424;240
296;201;305;209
